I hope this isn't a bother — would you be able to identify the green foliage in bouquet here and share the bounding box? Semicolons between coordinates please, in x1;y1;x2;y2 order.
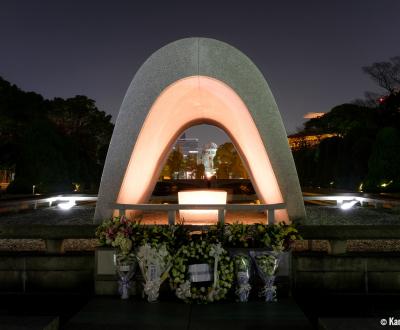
204;222;301;250
234;253;251;271
254;222;301;251
255;255;278;276
95;216;142;259
96;217;300;264
96;217;190;253
140;223;190;252
223;222;256;247
203;221;224;244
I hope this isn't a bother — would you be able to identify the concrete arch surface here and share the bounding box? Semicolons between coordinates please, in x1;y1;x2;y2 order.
94;37;305;223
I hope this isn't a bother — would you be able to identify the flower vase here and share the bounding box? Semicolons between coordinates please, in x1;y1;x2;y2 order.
144;264;161;303
115;255;136;300
233;254;251;302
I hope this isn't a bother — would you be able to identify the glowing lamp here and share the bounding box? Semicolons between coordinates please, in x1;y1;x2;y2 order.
340;200;357;210
178;190;227;223
380;180;393;188
58;200;76;210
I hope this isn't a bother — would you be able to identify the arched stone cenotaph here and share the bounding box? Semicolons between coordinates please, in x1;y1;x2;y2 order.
94;38;305;224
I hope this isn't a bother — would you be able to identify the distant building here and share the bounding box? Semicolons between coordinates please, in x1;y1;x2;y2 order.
288;111;337;150
174;133;200;160
201;142;218;178
288;133;337;150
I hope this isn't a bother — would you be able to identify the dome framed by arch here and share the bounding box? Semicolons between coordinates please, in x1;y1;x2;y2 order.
94;38;305;224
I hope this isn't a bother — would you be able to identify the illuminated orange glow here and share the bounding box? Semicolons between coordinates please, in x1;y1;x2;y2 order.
178;190;227;223
288;133;338;150
117;76;288;222
0;169;13;190
303;112;325;119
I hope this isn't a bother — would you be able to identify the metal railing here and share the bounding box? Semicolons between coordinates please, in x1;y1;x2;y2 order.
111;202;286;225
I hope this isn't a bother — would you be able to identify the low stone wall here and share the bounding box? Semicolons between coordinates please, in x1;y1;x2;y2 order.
0;253;94;293
292;253;400;294
1;223;400;295
1;251;400;295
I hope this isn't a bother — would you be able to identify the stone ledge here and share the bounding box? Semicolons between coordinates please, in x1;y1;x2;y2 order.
0;224;97;239
298;225;400;239
0;255;94;270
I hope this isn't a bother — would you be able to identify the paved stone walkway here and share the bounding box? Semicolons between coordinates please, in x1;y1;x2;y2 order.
64;297;312;329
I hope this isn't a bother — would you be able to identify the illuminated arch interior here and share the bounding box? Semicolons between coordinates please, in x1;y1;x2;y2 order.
117;76;288;222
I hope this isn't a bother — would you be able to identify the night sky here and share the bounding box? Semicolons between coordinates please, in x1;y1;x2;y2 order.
1;1;400;146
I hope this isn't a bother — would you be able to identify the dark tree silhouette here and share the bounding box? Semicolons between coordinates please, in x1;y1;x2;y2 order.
195;163;205;179
0;76;113;193
164;148;184;179
362;57;400;93
364;127;400;192
214;142;248;179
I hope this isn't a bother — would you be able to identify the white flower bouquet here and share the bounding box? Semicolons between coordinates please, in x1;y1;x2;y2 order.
250;250;282;302
137;243;172;302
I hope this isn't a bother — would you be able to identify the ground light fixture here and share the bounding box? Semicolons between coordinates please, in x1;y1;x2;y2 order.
340;200;358;210
58;200;76;210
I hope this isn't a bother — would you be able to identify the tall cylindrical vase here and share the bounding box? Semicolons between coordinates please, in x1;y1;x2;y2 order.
115;254;136;300
233;254;251;302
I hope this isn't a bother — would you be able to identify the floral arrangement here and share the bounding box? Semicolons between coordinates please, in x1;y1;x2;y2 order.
254;222;301;251
96;217;301;303
233;253;252;302
96;218;190;255
205;222;301;250
254;254;278;276
170;241;234;303
96;217;300;253
96;217;191;300
223;222;255;247
139;224;189;252
96;216;142;260
250;250;281;302
137;243;172;302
